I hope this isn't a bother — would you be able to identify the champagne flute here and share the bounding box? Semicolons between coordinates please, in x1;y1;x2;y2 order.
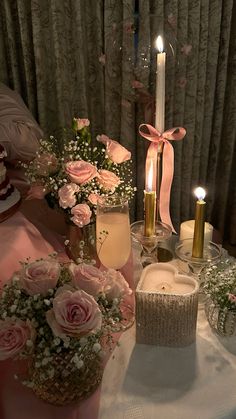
96;195;131;270
96;195;133;330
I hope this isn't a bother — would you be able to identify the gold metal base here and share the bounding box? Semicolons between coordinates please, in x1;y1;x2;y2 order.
144;191;156;237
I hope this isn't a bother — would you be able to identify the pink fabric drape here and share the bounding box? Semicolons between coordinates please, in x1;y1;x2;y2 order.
0;210;134;419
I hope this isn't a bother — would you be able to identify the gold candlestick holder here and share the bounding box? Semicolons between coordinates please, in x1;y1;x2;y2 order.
144;191;156;236
144;144;164;236
192;200;206;258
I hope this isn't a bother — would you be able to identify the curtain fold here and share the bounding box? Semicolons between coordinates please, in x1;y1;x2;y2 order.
0;0;236;241
212;0;236;242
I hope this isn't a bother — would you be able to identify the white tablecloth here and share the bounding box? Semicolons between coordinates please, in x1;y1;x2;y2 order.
99;250;236;419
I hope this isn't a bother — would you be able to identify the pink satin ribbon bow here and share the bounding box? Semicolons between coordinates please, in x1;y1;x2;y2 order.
139;123;186;232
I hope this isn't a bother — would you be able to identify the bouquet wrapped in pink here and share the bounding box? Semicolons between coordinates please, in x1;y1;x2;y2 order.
0;256;132;405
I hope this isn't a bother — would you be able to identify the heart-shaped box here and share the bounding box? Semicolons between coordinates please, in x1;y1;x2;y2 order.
135;263;199;347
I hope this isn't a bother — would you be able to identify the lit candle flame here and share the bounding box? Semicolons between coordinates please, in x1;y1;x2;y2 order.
155;35;164;53
194;187;206;201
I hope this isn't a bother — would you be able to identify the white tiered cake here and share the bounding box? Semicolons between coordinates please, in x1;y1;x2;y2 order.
0;144;21;221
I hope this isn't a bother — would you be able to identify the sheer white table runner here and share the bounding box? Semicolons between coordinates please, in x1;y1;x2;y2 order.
99;243;236;419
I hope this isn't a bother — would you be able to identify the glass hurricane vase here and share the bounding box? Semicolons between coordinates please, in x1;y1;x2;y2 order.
205;297;236;337
65;222;97;264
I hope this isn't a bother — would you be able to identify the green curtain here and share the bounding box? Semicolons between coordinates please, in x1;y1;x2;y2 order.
138;0;236;242
0;0;105;136
1;0;236;242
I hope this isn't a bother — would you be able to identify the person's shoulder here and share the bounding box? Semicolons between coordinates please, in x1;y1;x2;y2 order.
0;83;28;110
0;83;42;161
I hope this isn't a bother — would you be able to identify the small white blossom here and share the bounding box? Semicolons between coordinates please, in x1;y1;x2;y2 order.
20;309;27;315
26;340;33;348
93;343;101;353
42;358;50;366
31;319;39;327
12;277;19;285
53;337;61;346
76;360;84;369
10;305;17;313
79;337;88;347
48;368;55;378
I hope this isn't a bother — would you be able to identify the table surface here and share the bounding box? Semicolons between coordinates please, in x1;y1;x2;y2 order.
99;243;236;419
1;211;236;419
99;308;236;419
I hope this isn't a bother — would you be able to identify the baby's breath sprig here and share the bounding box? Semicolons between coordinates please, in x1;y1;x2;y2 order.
202;258;236;310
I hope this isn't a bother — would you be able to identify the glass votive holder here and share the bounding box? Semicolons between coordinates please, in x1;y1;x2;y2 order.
175;239;222;277
205;297;236;337
131;220;172;266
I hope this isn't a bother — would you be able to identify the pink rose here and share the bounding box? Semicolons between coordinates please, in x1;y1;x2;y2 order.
19;260;61;296
74;118;90;130
58;183;80;209
46;286;102;337
88;193;100;205
71;203;92;227
69;263;106;296
0;319;35;360
34;153;58;176
66;160;97;185
26;184;46;200
97;169;120;191
97;134;131;164
103;269;132;300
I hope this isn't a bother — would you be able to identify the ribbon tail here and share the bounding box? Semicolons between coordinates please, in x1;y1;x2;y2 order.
159;142;176;233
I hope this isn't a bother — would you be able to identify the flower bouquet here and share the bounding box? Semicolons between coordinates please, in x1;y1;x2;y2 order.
22;118;135;261
0;256;132;405
202;257;236;336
